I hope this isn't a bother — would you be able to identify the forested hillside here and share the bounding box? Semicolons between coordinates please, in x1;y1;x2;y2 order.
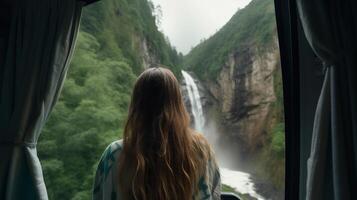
184;0;276;80
38;0;181;199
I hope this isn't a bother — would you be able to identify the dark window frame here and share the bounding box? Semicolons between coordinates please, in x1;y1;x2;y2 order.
274;0;300;199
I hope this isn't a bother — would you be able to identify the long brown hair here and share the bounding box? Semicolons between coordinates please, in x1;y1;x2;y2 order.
118;66;210;200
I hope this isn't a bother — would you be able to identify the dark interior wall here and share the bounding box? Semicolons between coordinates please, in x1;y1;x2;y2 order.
0;0;13;97
0;0;12;69
297;18;325;200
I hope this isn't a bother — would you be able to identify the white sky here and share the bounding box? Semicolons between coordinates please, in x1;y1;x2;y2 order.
151;0;252;54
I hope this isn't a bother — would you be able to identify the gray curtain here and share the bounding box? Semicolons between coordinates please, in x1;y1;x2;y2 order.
0;0;83;199
297;0;357;199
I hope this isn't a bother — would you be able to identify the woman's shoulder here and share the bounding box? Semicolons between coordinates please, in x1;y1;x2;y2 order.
98;140;123;166
93;140;123;199
106;139;123;152
95;140;123;179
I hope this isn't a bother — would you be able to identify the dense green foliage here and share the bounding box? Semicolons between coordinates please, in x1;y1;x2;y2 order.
38;0;181;199
183;0;276;80
271;66;285;159
271;123;285;158
271;64;285;159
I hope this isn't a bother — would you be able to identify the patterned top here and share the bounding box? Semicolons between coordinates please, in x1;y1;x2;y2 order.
92;140;221;200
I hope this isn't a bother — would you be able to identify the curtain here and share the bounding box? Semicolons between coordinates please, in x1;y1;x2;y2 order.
0;0;84;199
296;0;357;199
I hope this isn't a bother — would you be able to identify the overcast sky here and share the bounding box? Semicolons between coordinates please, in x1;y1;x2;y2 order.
151;0;252;54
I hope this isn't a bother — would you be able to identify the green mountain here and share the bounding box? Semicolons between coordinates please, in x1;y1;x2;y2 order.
38;0;181;199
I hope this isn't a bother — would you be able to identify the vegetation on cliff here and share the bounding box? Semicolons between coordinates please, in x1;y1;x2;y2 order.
81;0;182;75
258;66;285;193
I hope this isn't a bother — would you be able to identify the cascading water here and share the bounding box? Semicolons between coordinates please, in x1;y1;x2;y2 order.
181;70;205;132
181;70;265;200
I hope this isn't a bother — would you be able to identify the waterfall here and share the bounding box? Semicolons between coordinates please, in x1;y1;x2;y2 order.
181;70;205;132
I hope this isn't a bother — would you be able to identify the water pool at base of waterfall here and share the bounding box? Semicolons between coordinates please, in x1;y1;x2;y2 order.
221;167;266;200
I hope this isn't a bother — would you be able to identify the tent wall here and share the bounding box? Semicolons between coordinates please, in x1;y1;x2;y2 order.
297;18;325;199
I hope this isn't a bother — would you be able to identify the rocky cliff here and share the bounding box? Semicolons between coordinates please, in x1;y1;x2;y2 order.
207;41;280;152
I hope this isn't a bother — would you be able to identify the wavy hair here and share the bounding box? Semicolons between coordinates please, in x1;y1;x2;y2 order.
118;66;210;200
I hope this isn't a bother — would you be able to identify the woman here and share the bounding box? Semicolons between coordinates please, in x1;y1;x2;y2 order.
93;66;221;200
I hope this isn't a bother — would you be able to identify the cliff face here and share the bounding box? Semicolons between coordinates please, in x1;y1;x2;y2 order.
139;37;159;69
206;40;280;152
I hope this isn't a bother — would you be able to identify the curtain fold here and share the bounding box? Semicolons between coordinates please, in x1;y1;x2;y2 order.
305;67;331;200
0;0;83;199
297;0;357;199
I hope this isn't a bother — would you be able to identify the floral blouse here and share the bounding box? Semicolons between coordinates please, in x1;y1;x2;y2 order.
92;140;221;200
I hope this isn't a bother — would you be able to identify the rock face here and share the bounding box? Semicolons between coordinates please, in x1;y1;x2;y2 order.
206;40;280;153
140;38;159;69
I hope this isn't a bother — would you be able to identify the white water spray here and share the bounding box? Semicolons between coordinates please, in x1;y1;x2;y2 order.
181;70;205;132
